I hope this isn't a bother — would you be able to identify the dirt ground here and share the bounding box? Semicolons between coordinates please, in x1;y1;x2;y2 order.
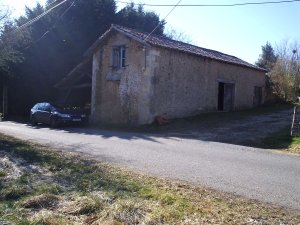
157;106;292;146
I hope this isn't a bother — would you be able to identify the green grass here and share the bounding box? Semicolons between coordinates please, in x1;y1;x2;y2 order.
0;185;29;200
0;169;6;177
292;136;300;144
0;134;299;224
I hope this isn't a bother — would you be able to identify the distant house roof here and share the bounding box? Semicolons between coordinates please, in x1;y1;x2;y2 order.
84;24;266;72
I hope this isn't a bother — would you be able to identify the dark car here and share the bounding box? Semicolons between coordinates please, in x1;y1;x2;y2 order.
30;102;88;127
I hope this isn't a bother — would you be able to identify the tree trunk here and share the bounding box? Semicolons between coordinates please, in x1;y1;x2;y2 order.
2;83;8;120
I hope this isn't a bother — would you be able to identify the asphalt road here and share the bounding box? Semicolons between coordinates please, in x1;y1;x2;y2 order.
0;121;299;210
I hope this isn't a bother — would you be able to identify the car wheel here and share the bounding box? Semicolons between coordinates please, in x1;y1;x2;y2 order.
30;116;37;126
50;118;58;128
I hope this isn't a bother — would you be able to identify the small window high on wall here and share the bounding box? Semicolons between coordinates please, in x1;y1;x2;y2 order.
112;46;126;69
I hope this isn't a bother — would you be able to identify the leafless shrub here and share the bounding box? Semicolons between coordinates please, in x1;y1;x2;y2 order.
269;40;300;102
164;26;193;44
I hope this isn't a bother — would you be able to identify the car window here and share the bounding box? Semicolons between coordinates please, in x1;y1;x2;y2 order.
44;103;52;112
33;104;38;110
36;103;43;110
39;103;44;110
38;103;46;111
33;103;59;111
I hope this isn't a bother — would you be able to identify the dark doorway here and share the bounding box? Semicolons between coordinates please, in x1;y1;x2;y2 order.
253;86;262;106
218;82;235;111
218;82;225;111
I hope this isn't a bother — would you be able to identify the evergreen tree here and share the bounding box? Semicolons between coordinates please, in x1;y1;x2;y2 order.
117;3;165;35
0;13;30;118
256;42;277;72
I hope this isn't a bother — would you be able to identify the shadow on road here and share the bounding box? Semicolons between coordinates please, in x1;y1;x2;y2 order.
22;122;163;143
6;104;294;149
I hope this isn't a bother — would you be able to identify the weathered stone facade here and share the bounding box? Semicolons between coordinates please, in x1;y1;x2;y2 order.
90;28;265;126
91;32;151;125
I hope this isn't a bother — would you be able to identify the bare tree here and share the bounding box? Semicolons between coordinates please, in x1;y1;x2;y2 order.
164;26;194;44
269;39;300;102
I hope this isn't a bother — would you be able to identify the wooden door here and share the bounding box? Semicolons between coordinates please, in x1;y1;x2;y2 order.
223;83;235;111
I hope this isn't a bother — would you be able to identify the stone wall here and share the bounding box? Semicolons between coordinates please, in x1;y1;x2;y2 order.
150;47;266;119
91;32;153;125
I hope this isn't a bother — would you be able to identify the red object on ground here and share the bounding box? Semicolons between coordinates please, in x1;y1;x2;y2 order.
155;116;170;125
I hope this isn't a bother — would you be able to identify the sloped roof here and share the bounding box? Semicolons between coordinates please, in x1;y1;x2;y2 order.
85;24;265;72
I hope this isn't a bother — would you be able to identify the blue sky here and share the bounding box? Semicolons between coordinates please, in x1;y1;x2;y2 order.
4;0;300;64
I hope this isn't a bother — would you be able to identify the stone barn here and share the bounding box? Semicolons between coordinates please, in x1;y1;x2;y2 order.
56;24;266;125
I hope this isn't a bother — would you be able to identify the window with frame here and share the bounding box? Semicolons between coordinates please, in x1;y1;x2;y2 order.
112;46;126;69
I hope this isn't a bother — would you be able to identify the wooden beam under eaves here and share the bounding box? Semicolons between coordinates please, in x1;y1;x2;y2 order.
70;83;92;89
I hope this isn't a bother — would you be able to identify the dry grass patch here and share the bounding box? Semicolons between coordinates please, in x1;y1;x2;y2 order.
29;210;70;225
287;144;300;155
61;195;105;215
97;199;148;225
23;194;59;209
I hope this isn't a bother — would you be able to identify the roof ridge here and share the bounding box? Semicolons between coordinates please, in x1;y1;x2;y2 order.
112;24;253;63
89;24;266;72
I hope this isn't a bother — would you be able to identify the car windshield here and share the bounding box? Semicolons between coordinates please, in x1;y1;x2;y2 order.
51;103;83;112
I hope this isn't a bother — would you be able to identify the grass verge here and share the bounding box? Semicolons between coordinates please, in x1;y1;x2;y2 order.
0;134;299;224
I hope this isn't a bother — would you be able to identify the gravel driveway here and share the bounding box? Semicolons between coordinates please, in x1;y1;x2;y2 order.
0;108;299;210
160;108;292;145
